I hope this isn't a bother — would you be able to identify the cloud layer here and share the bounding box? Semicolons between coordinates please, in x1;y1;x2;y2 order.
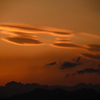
0;23;72;36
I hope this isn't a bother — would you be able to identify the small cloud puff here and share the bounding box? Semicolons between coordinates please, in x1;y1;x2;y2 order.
46;62;56;66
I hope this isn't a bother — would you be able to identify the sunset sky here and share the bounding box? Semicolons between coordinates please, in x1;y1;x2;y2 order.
0;0;100;86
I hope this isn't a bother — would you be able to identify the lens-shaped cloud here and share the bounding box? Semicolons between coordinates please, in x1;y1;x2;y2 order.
1;23;100;49
86;44;100;52
57;40;69;42
0;23;72;36
51;42;83;49
1;31;36;38
55;37;70;42
81;54;100;60
0;24;45;31
53;32;71;35
2;37;42;45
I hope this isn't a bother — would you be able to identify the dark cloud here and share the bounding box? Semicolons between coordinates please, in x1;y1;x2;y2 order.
2;31;36;38
66;74;69;77
52;42;82;48
3;37;42;45
72;73;76;75
82;54;100;60
72;68;100;75
75;56;81;62
86;44;100;52
46;62;56;66
60;61;81;69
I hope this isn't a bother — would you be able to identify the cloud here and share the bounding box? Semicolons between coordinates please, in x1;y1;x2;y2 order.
60;61;81;69
74;31;100;39
1;31;36;38
56;40;70;42
72;68;100;75
1;23;100;39
2;37;42;45
81;54;100;60
1;31;43;46
86;44;100;52
0;23;72;36
53;32;71;35
57;40;69;42
46;62;56;66
0;24;45;31
75;56;81;62
51;42;83;49
55;37;70;42
66;74;69;77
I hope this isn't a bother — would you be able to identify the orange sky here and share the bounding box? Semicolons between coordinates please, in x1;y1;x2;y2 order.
0;0;100;86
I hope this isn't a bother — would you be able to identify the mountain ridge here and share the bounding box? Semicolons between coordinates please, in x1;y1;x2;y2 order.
0;81;100;99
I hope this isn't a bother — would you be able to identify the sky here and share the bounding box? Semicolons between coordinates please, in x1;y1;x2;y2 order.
0;0;100;86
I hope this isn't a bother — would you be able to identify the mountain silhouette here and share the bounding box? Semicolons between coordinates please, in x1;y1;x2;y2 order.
1;88;100;100
0;81;100;99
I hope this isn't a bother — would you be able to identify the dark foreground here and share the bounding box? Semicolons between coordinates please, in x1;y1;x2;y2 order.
1;88;100;100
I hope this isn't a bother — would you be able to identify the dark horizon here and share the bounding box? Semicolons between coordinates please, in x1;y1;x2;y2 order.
0;80;100;99
1;81;100;87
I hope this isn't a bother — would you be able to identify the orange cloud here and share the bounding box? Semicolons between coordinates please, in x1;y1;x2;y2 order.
1;30;43;46
0;23;72;37
1;37;43;46
1;31;37;38
51;42;84;49
55;37;70;43
74;31;100;39
86;44;100;52
81;54;100;61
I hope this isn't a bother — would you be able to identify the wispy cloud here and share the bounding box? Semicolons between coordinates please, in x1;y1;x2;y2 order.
81;54;100;60
51;42;83;49
75;56;81;62
86;44;100;52
72;68;100;75
66;73;69;77
46;62;56;66
0;23;72;36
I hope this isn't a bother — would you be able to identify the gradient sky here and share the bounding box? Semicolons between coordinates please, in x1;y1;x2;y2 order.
0;0;100;86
